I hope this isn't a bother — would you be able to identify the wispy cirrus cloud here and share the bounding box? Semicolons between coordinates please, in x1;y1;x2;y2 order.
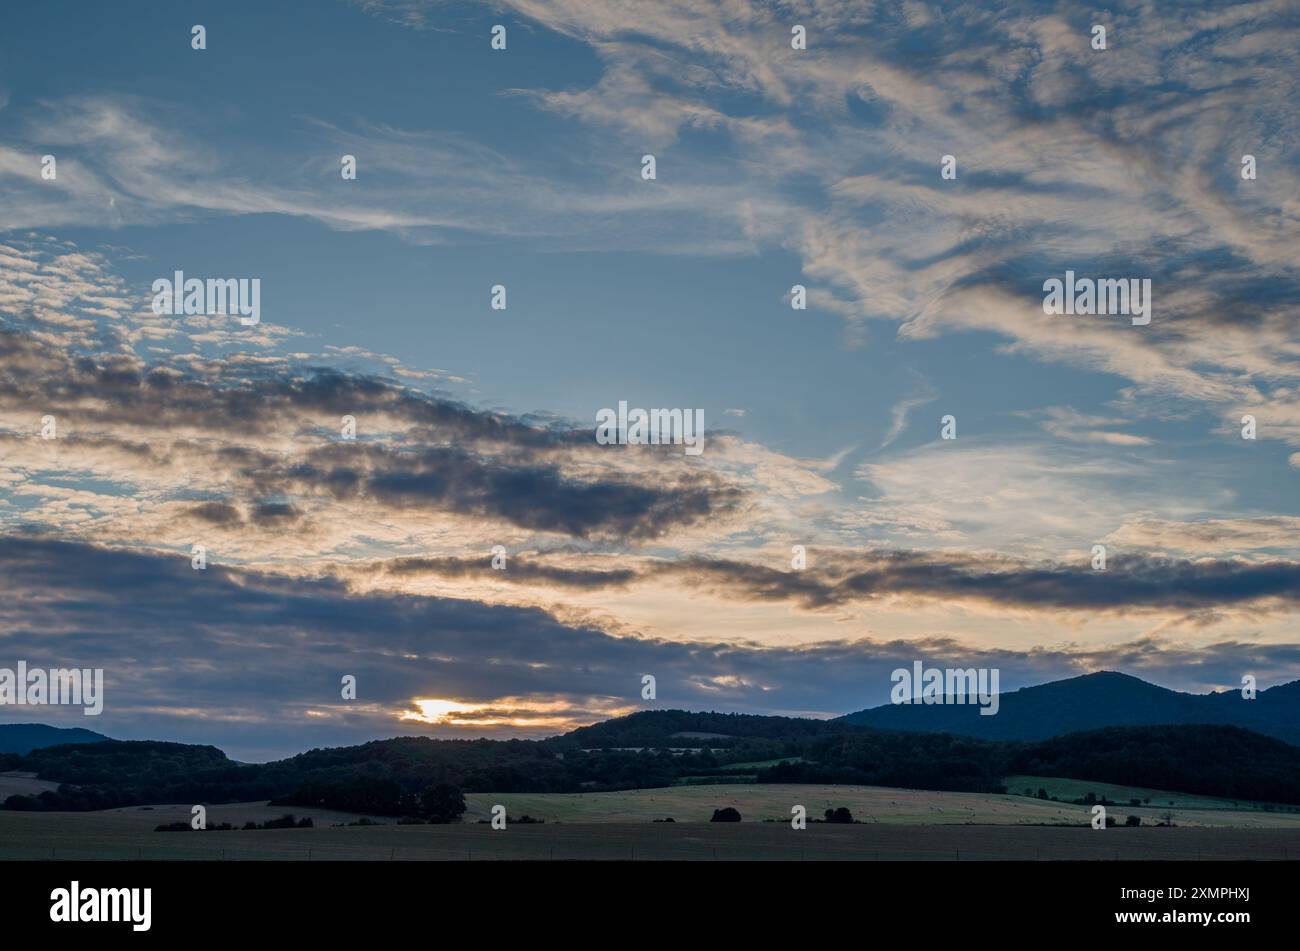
348;0;1300;453
6;3;1299;450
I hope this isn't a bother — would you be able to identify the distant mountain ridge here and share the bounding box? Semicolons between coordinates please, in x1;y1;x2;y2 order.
0;723;111;755
837;671;1300;745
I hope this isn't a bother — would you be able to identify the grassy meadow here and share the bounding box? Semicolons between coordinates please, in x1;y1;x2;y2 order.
1005;775;1300;814
463;782;1300;829
3;778;1300;861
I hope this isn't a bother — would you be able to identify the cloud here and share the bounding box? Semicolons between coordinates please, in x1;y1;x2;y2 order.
1035;407;1153;447
670;549;1300;616
359;543;1300;619
7;4;1297;455
851;439;1233;553
4;2;1300;755
0;95;769;255
0;324;747;547
373;554;639;589
351;0;1300;452
1106;516;1300;558
878;371;938;450
3;535;1297;760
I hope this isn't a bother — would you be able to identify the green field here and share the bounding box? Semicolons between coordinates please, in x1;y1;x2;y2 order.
2;801;1298;861
462;782;1300;829
0;771;60;800
1007;775;1300;814
717;757;805;771
4;778;1300;862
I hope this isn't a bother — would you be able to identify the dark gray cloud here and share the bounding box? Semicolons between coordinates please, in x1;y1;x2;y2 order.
673;551;1300;613
190;502;243;527
0;330;587;451
375;554;638;589
307;444;740;540
374;548;1300;614
0;329;744;540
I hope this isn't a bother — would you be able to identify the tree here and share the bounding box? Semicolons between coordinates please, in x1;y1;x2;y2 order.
418;783;466;823
711;807;741;822
824;806;853;824
1125;815;1141;826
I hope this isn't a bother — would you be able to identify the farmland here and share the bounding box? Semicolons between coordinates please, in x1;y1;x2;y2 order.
461;782;1300;829
1006;775;1300;814
3;782;1300;861
0;771;59;800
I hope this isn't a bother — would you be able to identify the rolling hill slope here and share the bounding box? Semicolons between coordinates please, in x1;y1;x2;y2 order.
837;671;1300;745
0;723;111;755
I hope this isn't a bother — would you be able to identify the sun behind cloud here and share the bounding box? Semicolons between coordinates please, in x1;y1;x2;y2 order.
402;699;486;724
399;696;641;733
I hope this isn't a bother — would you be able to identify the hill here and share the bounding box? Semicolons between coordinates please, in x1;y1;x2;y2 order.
0;723;111;755
7;719;1300;814
837;671;1300;745
556;709;860;749
1006;724;1300;804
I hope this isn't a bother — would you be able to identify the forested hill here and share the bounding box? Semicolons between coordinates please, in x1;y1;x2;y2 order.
554;709;862;749
0;723;111;754
838;671;1300;745
4;720;1299;815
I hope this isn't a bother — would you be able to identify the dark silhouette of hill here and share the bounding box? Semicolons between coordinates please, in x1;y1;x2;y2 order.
0;722;111;755
556;709;858;749
7;716;1300;812
837;671;1300;745
1006;724;1300;804
6;673;1300;812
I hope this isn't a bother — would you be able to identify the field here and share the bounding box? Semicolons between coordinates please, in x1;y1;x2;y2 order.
461;783;1300;829
0;771;60;800
3;783;1300;861
1006;775;1300;813
713;757;805;770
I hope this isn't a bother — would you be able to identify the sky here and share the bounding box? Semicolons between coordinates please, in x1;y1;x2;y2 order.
1;0;1299;761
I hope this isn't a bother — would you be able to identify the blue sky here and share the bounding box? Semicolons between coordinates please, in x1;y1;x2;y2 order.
2;0;1299;760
